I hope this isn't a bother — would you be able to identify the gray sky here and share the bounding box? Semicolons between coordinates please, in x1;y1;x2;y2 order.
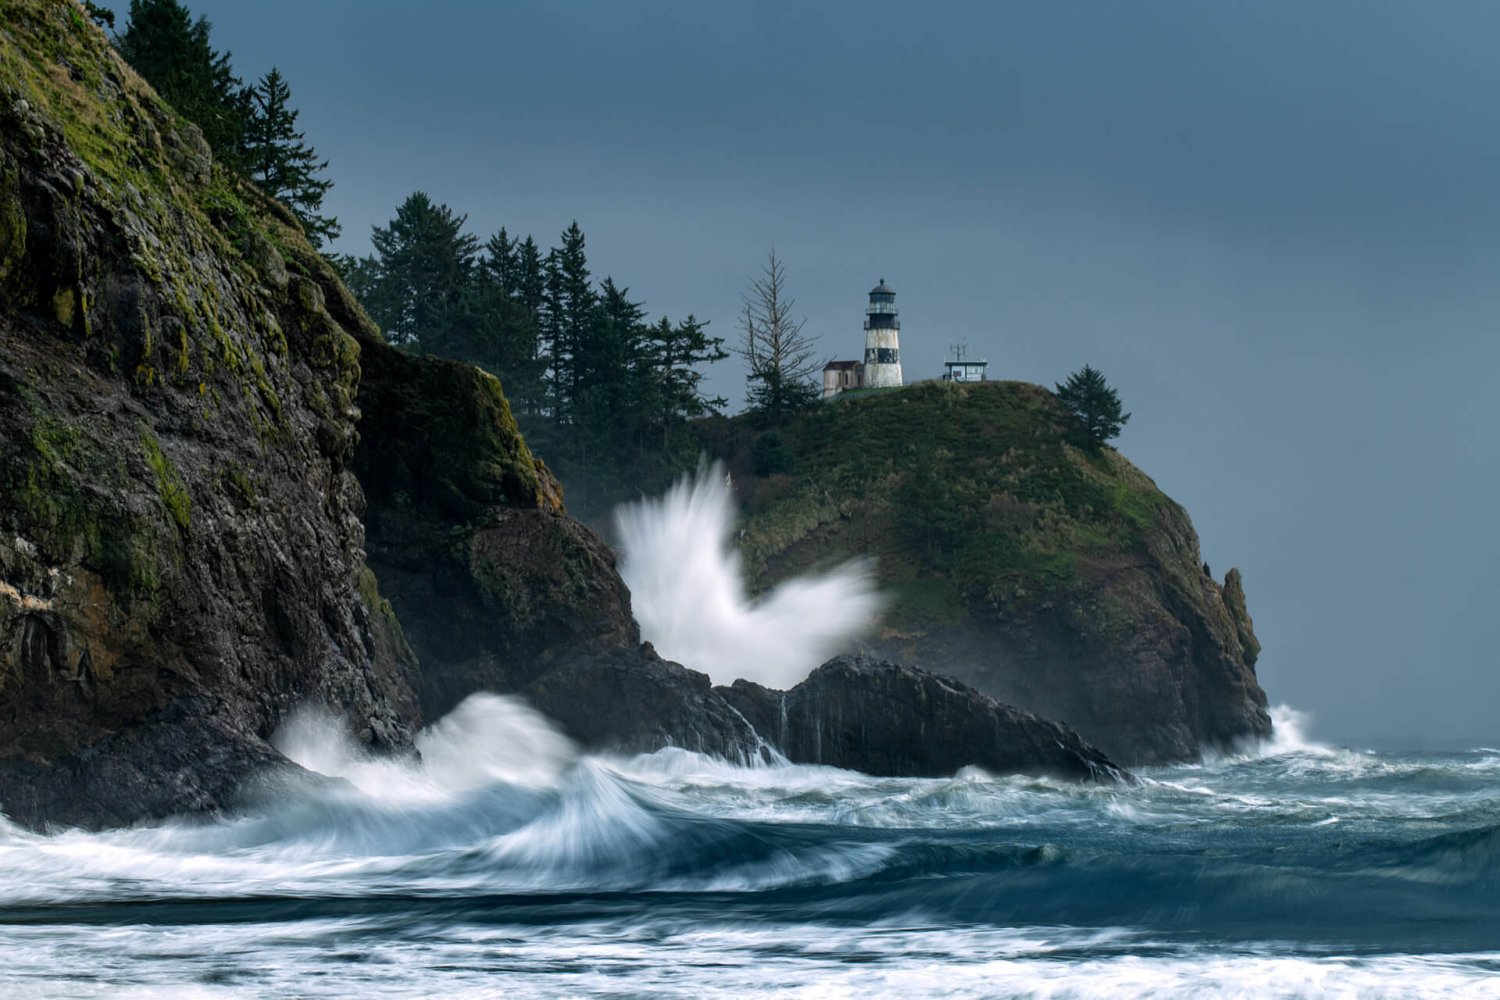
112;0;1500;746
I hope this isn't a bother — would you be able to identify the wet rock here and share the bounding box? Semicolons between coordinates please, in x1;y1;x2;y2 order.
352;340;638;721
0;10;420;830
720;655;1127;782
523;644;764;761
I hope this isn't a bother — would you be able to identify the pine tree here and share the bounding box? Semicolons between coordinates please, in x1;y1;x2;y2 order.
117;0;249;167
453;234;546;415
1055;364;1131;449
570;278;642;458
83;2;114;29
365;193;478;349
648;314;727;425
739;249;821;416
243;68;339;246
512;236;547;333
483;228;518;296
542;222;595;425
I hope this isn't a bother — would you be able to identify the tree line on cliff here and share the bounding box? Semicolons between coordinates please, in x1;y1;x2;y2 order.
338;196;729;516
111;0;338;245
109;0;1130;517
107;0;731;513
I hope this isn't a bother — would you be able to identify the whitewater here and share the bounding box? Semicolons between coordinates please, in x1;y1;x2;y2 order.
1;709;1497;998
2;470;1497;997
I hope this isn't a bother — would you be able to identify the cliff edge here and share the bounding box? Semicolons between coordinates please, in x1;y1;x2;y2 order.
697;380;1272;764
0;2;427;826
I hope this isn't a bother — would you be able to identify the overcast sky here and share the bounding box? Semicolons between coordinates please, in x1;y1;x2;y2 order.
109;0;1500;746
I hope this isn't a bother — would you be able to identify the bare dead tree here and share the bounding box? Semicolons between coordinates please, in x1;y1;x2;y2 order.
738;248;821;415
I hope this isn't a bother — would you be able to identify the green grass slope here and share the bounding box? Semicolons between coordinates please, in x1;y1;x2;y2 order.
696;379;1271;764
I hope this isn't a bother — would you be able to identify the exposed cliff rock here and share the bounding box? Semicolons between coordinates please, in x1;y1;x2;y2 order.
0;2;419;827
351;340;638;720
523;643;762;760
512;646;1123;783
719;655;1124;781
696;380;1272;765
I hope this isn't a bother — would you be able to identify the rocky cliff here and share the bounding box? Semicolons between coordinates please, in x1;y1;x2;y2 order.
0;1;657;829
0;2;1216;828
721;655;1124;781
351;341;638;720
696;380;1272;765
0;2;433;827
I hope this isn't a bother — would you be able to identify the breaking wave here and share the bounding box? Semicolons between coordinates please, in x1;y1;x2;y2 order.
1;692;1498;997
613;462;883;688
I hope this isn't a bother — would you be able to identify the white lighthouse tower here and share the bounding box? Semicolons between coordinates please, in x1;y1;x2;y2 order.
863;279;903;388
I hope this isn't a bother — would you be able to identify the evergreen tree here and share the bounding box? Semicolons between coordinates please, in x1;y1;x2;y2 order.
512;236;547;333
647;314;727;430
117;0;248;167
738;249;821;416
541;222;595;425
83;2;114;29
332;252;381;307
483;228;518;296
339;197;730;516
243;68;338;246
1055;364;1131;449
454;243;547;416
569;277;644;468
365;193;477;349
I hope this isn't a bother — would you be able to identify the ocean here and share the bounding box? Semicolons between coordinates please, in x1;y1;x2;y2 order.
0;702;1496;999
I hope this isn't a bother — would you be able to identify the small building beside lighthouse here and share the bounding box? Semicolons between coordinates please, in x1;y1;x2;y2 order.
821;359;864;400
862;279;904;388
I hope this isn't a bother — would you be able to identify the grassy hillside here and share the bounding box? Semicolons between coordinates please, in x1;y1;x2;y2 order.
694;378;1269;764
699;379;1175;629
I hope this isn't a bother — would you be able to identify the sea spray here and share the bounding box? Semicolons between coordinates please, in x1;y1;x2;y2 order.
614;463;883;688
1217;704;1336;761
2;733;1500;995
274;693;578;801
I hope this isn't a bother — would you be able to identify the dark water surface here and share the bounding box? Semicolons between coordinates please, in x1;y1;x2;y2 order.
2;704;1497;998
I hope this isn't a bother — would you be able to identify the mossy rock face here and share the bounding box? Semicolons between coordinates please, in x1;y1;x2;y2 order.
354;341;541;520
0;151;26;286
353;337;637;719
698;380;1272;765
0;0;421;829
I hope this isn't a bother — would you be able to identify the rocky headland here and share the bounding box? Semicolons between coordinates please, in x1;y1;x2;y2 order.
695;381;1272;765
0;2;1261;830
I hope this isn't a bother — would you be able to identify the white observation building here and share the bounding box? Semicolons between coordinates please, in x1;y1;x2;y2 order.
863;279;903;388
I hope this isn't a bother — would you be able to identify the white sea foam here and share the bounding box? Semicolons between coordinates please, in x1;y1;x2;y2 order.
1215;703;1338;761
274;692;578;801
3;919;1498;999
614;462;883;688
3;693;1499;997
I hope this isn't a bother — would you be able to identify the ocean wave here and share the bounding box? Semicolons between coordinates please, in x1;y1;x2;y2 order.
4;692;1500;996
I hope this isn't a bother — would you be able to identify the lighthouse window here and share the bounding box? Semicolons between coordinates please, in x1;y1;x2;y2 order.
864;348;899;365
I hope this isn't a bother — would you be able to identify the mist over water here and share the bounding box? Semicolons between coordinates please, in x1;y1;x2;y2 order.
614;463;883;688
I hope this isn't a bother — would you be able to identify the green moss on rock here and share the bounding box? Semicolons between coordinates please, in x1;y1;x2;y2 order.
353;340;542;521
0;152;25;285
140;429;191;532
696;378;1271;764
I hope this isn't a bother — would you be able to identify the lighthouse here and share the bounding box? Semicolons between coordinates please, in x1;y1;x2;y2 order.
863;279;903;388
